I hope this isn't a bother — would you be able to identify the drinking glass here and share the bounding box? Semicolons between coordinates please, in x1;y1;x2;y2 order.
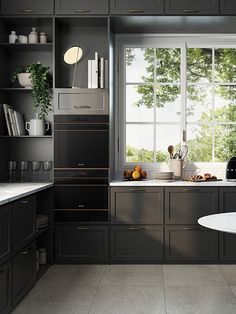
42;161;53;181
20;161;29;182
31;161;41;182
8;161;17;182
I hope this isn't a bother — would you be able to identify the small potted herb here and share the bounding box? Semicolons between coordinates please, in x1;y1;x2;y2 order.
11;63;52;135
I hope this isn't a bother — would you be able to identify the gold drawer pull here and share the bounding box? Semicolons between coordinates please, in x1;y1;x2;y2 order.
74;227;89;230
183;9;199;13
129;227;146;230
75;9;90;13
20;9;34;13
129;9;145;13
73;105;91;109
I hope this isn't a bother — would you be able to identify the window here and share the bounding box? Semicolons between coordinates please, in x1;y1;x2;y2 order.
117;36;236;168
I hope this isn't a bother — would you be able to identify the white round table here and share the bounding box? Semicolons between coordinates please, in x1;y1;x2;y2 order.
198;212;236;234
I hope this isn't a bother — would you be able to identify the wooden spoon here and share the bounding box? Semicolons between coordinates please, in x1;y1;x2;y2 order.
167;145;174;159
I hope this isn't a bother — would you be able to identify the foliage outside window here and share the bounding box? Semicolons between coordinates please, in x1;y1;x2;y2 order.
119;37;236;166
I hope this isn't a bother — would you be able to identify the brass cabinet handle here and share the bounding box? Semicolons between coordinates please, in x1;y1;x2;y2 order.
20;9;34;13
183;189;200;192
73;105;91;109
78;163;85;167
78;204;85;208
183;9;199;13
75;9;90;13
129;189;146;192
74;227;89;230
129;9;145;13
129;227;146;230
21;200;29;204
183;227;201;230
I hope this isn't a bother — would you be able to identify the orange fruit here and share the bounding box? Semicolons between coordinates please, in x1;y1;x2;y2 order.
132;170;141;180
134;165;142;172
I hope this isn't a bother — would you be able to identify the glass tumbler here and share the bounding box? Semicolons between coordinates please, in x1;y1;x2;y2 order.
8;161;17;182
31;161;41;182
20;161;29;182
42;161;53;182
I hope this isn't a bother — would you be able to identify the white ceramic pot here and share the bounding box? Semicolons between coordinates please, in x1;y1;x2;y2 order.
25;119;49;136
168;159;187;180
17;73;32;88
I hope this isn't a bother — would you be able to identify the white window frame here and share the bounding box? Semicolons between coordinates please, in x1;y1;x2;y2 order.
115;34;236;171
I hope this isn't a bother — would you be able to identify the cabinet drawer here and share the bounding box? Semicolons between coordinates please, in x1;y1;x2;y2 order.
110;0;164;14
219;188;236;212
220;233;236;261
55;225;108;263
166;0;219;14
1;0;54;14
55;0;108;14
0;261;12;314
165;187;218;224
54;185;108;210
111;187;163;224
220;0;236;14
165;226;218;261
0;204;11;266
12;195;36;253
54;89;108;115
111;225;164;262
13;241;36;306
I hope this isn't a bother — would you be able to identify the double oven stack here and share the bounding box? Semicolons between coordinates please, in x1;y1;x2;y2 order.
53;115;109;263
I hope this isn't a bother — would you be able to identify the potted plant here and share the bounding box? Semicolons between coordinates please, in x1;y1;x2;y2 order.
11;63;52;136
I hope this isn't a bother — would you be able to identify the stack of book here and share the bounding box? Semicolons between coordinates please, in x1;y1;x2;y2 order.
3;104;26;136
88;52;108;89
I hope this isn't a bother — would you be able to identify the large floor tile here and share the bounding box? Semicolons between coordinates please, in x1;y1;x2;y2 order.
100;265;163;287
218;265;236;285
163;265;226;287
38;265;106;287
89;286;166;314
165;285;236;314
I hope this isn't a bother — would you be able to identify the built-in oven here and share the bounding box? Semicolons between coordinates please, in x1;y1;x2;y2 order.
54;115;109;169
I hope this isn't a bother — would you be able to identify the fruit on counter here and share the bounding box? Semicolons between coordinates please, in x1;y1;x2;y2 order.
190;173;218;181
123;170;132;179
134;165;142;172
132;170;141;180
140;170;147;179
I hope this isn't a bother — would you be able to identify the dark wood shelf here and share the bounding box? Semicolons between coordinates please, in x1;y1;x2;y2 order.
0;135;53;138
0;43;53;51
0;87;32;92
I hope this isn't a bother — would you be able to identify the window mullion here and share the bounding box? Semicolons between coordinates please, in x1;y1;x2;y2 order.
153;48;157;163
181;42;187;145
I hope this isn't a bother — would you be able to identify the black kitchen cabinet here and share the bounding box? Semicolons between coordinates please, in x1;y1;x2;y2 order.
0;261;12;314
165;226;218;261
165;0;219;14
110;0;164;14
219;188;236;261
12;241;36;307
111;187;164;224
111;225;164;262
165;187;218;225
55;225;108;263
1;0;54;14
55;0;109;14
220;0;236;14
0;204;11;266
12;195;36;254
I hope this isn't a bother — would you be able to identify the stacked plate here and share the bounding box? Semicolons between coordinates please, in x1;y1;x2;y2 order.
154;171;174;181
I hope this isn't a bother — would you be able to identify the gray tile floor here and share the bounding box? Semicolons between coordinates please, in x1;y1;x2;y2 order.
13;264;236;314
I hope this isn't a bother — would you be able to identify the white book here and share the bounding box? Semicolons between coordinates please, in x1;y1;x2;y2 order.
3;104;12;135
8;109;17;136
105;60;109;89
94;52;99;88
88;60;92;88
91;60;98;89
14;110;25;136
99;57;105;89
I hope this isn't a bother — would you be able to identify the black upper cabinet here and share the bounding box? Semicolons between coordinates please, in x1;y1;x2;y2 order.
1;0;54;15
55;0;109;14
165;0;219;14
0;204;11;266
110;0;164;14
220;0;236;14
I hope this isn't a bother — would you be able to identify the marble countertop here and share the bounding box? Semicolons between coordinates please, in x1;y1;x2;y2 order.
198;213;236;234
0;182;53;206
110;179;236;187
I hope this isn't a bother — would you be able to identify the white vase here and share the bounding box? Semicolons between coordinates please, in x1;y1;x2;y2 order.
17;73;32;88
25;119;49;136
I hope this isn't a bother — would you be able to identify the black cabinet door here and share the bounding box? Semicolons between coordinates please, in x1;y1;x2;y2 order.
55;0;109;14
111;225;164;262
12;195;36;254
165;0;219;14
165;187;218;225
110;0;164;14
111;187;164;224
1;0;54;14
219;188;236;261
12;242;36;307
0;261;12;314
165;226;218;261
220;0;236;14
0;204;11;266
55;225;108;263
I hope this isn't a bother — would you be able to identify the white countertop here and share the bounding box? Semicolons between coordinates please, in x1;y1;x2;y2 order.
198;213;236;234
0;182;53;206
110;179;236;187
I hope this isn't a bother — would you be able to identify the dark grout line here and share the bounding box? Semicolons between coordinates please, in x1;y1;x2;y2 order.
161;265;168;314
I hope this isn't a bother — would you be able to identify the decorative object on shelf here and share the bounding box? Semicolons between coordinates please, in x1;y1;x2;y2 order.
64;45;83;88
39;32;47;44
9;31;18;43
124;165;147;181
28;27;38;44
88;52;108;89
16;73;32;88
26;116;49;136
19;35;28;44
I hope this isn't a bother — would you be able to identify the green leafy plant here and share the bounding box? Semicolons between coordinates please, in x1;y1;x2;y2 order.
11;63;52;120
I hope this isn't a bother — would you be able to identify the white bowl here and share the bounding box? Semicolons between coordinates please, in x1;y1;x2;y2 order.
17;73;32;88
